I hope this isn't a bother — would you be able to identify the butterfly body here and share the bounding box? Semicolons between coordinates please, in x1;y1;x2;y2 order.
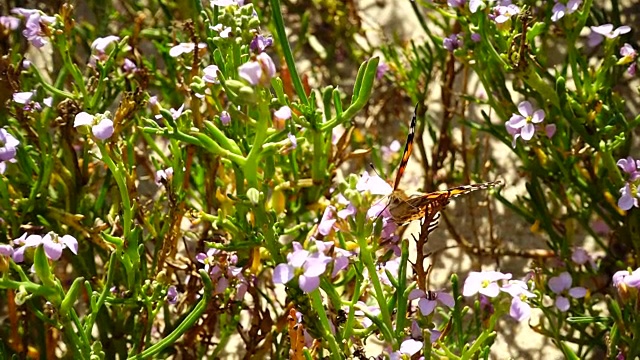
386;103;502;225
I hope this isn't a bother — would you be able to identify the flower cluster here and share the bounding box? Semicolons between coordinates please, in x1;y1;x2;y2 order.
273;240;352;293
0;129;20;174
11;8;56;48
74;112;115;141
505;101;555;148
11;232;78;263
196;248;248;299
617;156;640;211
462;270;585;322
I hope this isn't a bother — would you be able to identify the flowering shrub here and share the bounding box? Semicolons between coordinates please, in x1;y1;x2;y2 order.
1;0;640;359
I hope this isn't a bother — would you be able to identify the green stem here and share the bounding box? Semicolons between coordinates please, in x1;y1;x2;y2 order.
309;289;341;358
243;94;270;187
97;142;132;238
354;227;395;346
269;0;309;105
128;270;213;359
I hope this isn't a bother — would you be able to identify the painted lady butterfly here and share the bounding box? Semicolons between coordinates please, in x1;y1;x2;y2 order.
387;103;502;224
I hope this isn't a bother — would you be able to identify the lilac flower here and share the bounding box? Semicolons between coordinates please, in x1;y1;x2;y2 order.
469;0;485;13
203;65;220;84
122;58;137;73
551;0;581;22
501;279;535;321
287;133;297;150
618;157;640;180
356;171;392;196
12;232;77;262
74;112;114;140
0;16;20;30
545;124;557;138
273;105;291;130
211;23;232;38
443;33;461;52
471;32;482;42
376;61;389;80
43;97;52;107
0;128;20;163
168;42;207;57
12;9;55;48
588;24;631;48
492;4;520;24
463;271;512;297
166;286;178;305
155;167;174;185
220;111;231;125
505;101;546;147
613;268;640;289
571;247;596;269
250;34;273;53
317;205;337;236
41;233;78;261
548;271;586;312
447;0;466;7
274;106;292;122
13;91;34;105
377;258;401;287
91;36;120;53
396;339;423;357
0;244;14;260
195;248;246;295
628;63;637;76
619;43;637;74
238;52;276;86
273;242;332;292
409;289;455;316
618;183;639;211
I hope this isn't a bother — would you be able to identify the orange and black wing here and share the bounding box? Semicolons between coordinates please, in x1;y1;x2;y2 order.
393;103;419;191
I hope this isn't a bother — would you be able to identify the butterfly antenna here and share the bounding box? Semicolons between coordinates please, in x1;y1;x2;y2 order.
369;163;382;178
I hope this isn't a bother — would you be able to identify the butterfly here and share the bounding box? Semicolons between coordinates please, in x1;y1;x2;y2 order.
387;103;502;224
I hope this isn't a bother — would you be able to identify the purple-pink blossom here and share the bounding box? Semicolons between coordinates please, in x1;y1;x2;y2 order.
409;289;455;316
74;112;114;140
12;8;55;48
548;271;586;312
551;0;581;22
238;52;276;86
618;183;639;211
220;111;231;126
492;4;520;24
195;248;246;296
91;36;120;53
500;279;536;321
0;128;20;163
203;65;220;84
588;24;631;48
273;241;334;293
250;34;273;53
505;101;547;147
166;286;178;305
12;232;78;262
463;270;512;297
168;42;207;57
376;61;390;80
155;167;174;185
0;16;20;30
443;33;461;52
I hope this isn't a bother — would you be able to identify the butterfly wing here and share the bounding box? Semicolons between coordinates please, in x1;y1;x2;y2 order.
389;180;503;224
392;103;419;191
